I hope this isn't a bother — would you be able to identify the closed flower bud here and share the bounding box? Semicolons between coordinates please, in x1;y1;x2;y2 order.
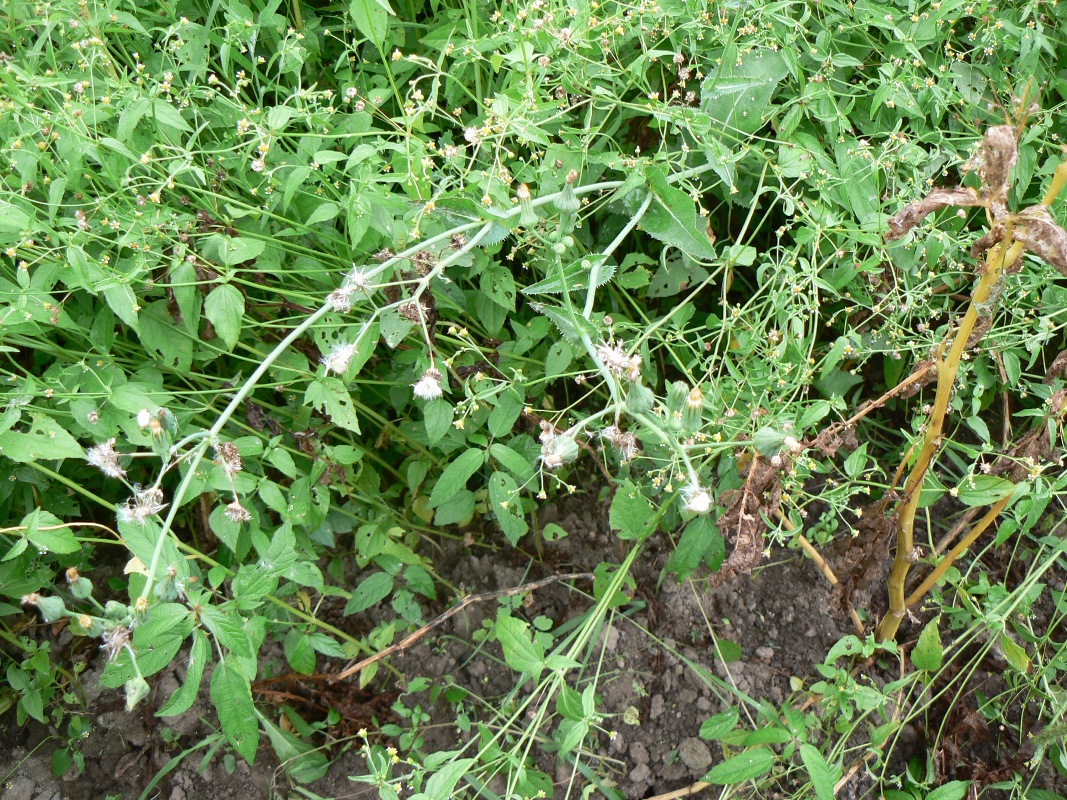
540;433;579;470
625;382;655;414
666;381;689;413
517;183;538;228
682;387;704;432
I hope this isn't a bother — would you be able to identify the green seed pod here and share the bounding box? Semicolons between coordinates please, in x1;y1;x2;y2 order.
625;382;655;415
35;595;66;622
666;381;689;414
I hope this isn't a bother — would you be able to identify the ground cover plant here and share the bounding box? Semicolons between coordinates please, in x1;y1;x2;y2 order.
3;0;1067;797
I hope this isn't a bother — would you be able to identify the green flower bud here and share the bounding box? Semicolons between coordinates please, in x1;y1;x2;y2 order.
104;600;128;620
36;595;66;622
666;381;689;413
625;382;655;415
124;676;150;711
682;386;704;432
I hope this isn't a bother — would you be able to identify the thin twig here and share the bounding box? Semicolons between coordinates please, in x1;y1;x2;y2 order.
329;572;594;683
643;780;710;800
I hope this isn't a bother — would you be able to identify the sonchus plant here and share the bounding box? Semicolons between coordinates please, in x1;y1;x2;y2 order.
877;117;1067;641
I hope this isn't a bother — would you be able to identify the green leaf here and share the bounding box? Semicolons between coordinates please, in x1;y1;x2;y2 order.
703;748;774;785
349;0;388;46
487;390;524;438
305;378;361;433
306;201;339;226
642;170;717;261
489;471;528;545
210;659;259;764
999;633;1030;673
203;284;244;351
956;475;1014;507
495;614;544;677
544;341;573;379
200;606;252;658
344;572;394;614
489;443;535;483
158;630;209;717
102;284;140;331
521;255;615;296
152;100;193;134
285;628;317;674
699;709;739;741
23;509;79;554
667;516;722;580
700;47;789;135
0;415;85;463
609;481;655;541
799;744;839;800
911;617;943;672
424;399;454;445
424;759;475;800
428;448;484;508
926;781;971;800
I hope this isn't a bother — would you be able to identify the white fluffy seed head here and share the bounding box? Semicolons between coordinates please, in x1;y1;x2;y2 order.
684;484;711;514
412;368;443;400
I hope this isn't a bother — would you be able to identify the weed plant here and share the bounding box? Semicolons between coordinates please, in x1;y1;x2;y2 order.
2;0;1067;796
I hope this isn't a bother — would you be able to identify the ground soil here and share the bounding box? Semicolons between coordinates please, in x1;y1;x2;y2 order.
1;487;1061;800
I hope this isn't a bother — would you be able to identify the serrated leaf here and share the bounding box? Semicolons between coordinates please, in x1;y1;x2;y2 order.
532;303;599;344
305;378;360;433
521;256;616;296
799;743;840;800
158;630;209;717
200;605;252;658
210;659;259;764
609;480;655;541
344;572;394;614
428;448;484;508
0;415;85;463
956;475;1014;507
489;471;528;545
926;781;971;800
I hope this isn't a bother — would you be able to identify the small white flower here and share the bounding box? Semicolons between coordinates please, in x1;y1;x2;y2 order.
136;408;152;428
250;158;265;173
412;368;443;400
464;126;480;144
345;86;358;99
86;439;125;479
683;484;712;514
322;341;358;375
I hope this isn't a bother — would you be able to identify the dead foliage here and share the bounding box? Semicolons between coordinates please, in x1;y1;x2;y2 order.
829;500;896;620
710;454;784;586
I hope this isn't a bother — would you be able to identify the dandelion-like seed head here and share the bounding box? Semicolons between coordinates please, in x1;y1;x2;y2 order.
224;499;251;523
322;341;359;375
683;483;712;514
412;367;444;401
101;625;131;662
214;441;243;476
86;438;126;479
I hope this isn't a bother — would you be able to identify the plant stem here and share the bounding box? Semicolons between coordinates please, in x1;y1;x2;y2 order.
877;236;1024;641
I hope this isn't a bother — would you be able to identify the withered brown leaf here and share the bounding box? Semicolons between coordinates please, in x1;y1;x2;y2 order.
885;187;981;242
1011;204;1067;275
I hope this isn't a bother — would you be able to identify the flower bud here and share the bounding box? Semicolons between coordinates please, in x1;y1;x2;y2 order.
625;382;655;415
682;386;704;432
666;381;689;413
540;434;579;470
517;183;538;228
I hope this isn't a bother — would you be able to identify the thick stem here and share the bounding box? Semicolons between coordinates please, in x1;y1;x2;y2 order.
877;237;1023;641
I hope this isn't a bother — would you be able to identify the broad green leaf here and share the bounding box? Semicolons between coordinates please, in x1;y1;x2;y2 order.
487;390;524;438
521;255;615;296
203;284;244;351
699;709;739;741
158;630;209;717
642;171;717;261
152;99;192;133
489;471;528;545
200;605;252;658
999;633;1030;673
667;516;722;580
609;481;655;541
306;201;340;226
544;341;573;379
0;415;85;463
349;0;388;45
210;659;259;764
305;378;361;433
103;284;140;331
428;448;484;508
799;744;840;800
926;781;971;800
23;509;79;554
489;443;535;483
285;628;317;674
495;614;544;677
703;747;774;785
700;47;789;135
344;572;394;614
424;758;475;800
956;475;1014;507
911;617;943;672
424;399;454;445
